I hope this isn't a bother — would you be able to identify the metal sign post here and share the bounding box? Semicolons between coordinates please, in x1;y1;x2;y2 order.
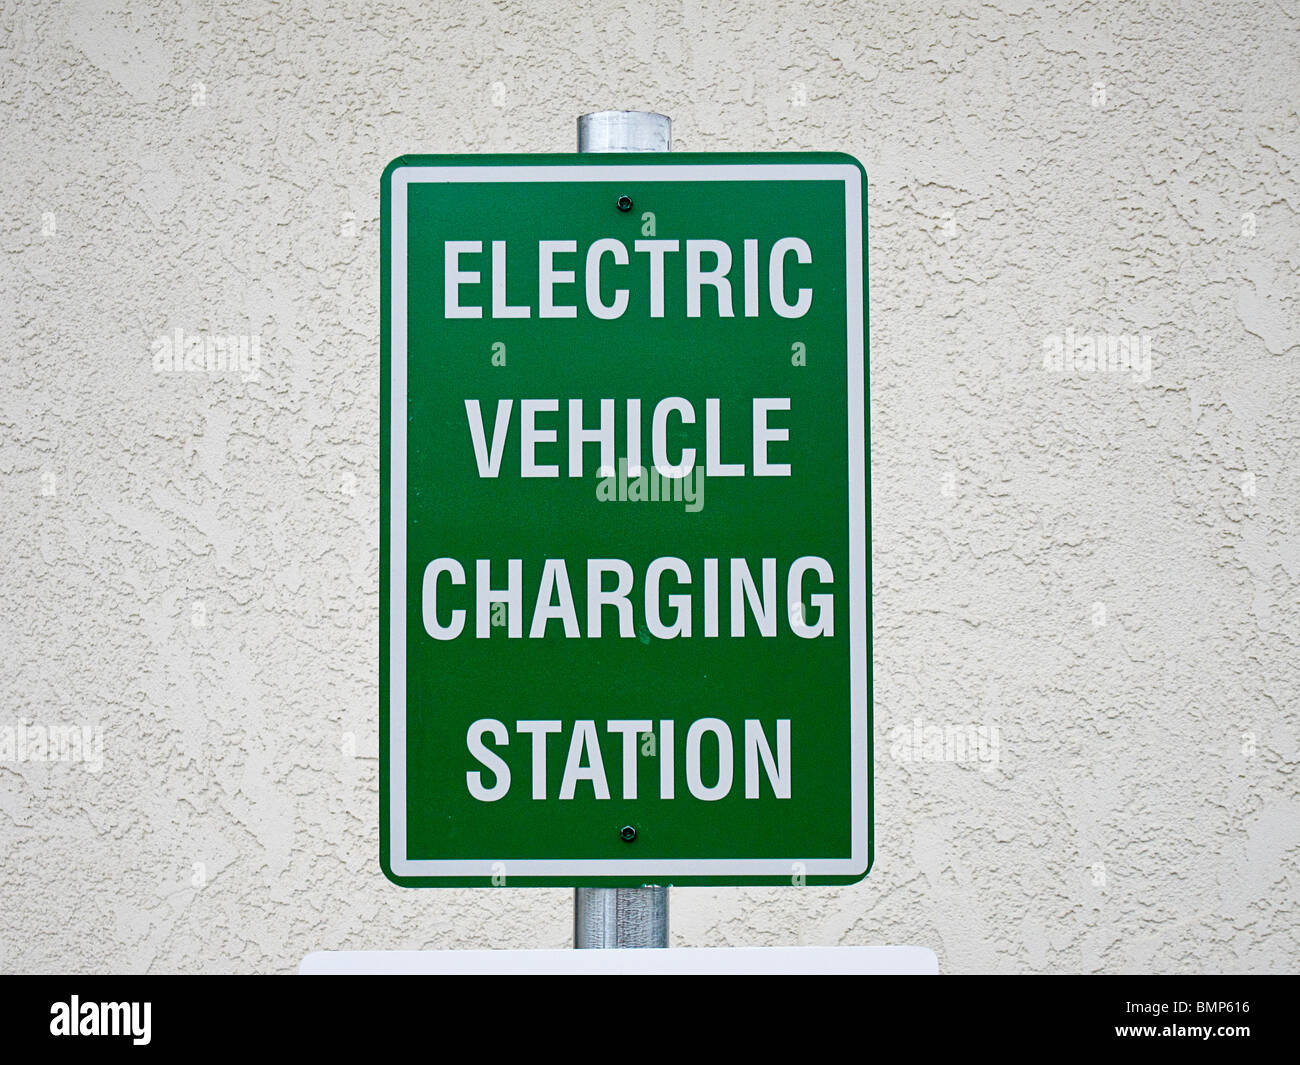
572;108;673;951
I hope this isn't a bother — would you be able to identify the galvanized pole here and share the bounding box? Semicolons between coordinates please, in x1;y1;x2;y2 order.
577;109;671;153
573;109;671;949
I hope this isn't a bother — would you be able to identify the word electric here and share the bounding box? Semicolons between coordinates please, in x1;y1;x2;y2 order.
441;236;814;319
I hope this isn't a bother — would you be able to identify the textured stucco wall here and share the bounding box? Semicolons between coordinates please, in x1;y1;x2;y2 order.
1;0;1297;973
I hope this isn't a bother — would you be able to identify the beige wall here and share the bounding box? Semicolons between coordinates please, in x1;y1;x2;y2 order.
1;0;1297;972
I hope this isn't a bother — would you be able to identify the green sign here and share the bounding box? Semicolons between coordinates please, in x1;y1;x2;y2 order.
381;153;870;887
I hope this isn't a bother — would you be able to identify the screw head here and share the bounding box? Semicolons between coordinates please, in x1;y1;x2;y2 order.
616;194;633;212
619;825;637;842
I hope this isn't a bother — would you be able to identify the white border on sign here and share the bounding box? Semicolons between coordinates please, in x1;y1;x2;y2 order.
389;163;867;878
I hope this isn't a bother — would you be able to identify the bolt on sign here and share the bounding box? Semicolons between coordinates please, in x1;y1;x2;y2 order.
381;153;870;886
